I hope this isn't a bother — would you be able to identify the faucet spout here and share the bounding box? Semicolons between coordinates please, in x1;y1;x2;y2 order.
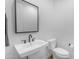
28;34;32;42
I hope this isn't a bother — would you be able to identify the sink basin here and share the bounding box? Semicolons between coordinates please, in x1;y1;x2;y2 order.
14;40;48;57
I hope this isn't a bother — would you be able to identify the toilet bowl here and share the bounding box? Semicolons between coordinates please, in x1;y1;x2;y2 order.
53;48;69;59
47;39;69;59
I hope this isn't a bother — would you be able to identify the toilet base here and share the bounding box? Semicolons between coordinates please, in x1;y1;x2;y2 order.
53;52;70;59
53;58;70;59
53;56;70;59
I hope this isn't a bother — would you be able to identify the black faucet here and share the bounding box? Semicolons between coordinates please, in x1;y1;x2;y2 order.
28;34;32;42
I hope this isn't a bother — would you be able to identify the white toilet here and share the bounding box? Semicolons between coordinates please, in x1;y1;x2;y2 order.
47;38;69;59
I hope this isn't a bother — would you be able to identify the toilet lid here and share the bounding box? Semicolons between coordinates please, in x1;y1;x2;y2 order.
53;48;69;56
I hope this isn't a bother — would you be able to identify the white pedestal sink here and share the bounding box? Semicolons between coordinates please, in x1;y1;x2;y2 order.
14;40;48;57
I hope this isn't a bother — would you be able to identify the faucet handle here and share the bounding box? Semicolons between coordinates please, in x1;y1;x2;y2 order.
32;38;35;41
21;40;26;43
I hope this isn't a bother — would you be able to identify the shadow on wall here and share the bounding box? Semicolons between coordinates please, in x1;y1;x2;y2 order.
5;14;9;46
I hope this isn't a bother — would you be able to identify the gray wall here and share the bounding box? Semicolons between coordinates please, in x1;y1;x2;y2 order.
5;0;74;59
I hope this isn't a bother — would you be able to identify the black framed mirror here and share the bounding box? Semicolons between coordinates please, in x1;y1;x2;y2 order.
15;0;39;33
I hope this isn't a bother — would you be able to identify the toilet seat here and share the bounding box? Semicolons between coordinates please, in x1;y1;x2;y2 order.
55;52;69;58
53;48;69;57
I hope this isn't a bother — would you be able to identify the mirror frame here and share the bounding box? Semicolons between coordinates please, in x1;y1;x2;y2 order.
15;0;39;33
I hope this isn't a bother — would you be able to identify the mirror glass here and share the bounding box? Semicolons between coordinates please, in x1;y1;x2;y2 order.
15;0;39;33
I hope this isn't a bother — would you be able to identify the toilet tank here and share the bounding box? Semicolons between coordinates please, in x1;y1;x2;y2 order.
47;38;56;49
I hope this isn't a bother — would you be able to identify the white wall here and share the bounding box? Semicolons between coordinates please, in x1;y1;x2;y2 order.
5;0;74;59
